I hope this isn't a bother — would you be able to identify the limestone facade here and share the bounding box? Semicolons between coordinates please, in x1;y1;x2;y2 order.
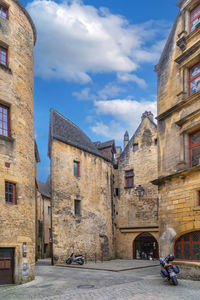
153;0;200;263
0;0;36;284
114;112;159;259
48;110;114;263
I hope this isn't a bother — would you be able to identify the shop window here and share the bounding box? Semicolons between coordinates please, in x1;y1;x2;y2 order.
189;130;200;167
0;103;9;137
125;170;134;188
74;200;81;216
190;3;200;31
0;4;8;19
189;63;200;95
5;182;16;204
175;232;200;261
74;161;80;177
0;46;7;66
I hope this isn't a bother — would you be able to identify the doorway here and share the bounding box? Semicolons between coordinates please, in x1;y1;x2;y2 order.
133;233;158;259
0;248;15;285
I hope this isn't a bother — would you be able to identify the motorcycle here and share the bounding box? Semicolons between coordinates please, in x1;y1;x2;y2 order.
160;254;179;286
66;250;84;265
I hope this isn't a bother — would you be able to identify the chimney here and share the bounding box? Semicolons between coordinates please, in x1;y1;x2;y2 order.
124;131;129;149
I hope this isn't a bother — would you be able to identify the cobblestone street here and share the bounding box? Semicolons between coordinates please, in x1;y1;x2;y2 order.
0;260;200;300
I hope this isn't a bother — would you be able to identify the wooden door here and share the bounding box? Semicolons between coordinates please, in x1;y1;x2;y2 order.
0;248;14;285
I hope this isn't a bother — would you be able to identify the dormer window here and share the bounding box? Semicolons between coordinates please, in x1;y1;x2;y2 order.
189;63;200;95
0;4;8;19
190;3;200;31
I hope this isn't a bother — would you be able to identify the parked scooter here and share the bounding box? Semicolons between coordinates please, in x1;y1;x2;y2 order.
66;250;84;265
160;254;179;285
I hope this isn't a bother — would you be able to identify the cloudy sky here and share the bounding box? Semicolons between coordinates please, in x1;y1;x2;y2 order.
20;0;178;182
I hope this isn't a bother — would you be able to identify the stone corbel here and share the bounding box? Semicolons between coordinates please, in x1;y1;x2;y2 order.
177;160;186;171
177;35;187;51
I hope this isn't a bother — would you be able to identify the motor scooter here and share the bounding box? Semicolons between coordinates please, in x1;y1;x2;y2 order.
66;250;84;265
160;254;179;285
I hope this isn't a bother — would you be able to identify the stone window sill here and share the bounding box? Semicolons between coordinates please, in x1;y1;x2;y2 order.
0;134;14;143
0;63;12;74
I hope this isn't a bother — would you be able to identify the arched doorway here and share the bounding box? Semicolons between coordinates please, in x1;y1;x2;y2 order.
133;233;158;259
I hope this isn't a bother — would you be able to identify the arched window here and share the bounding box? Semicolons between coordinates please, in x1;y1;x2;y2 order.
175;231;200;261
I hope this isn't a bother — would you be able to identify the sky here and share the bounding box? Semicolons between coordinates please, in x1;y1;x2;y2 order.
20;0;179;182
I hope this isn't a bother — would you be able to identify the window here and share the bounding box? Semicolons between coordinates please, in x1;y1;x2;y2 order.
74;161;80;177
74;200;81;216
125;170;134;188
5;182;16;204
154;138;158;146
0;46;7;66
190;4;200;31
133;143;138;151
0;104;9;137
189;130;200;167
189;63;200;95
48;206;51;215
175;232;200;261
115;188;119;197
49;228;52;241
0;4;8;19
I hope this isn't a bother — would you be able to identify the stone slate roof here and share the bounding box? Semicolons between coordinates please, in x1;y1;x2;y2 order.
37;180;51;199
48;109;111;162
94;140;116;152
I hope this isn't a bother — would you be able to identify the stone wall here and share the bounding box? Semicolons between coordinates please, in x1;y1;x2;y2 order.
51;140;114;263
114;115;158;258
156;0;200;263
0;0;35;283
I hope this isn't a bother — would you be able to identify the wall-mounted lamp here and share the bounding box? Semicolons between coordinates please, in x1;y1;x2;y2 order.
135;185;144;199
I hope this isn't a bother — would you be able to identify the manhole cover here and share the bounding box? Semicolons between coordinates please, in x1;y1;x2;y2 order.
77;285;95;289
40;284;53;288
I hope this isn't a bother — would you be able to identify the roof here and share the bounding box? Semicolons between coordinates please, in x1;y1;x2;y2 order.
37;180;51;198
94;140;116;152
48;109;112;162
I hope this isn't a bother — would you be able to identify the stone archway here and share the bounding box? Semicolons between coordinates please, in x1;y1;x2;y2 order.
133;232;158;259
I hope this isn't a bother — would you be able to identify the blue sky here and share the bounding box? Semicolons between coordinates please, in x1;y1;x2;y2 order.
20;0;178;182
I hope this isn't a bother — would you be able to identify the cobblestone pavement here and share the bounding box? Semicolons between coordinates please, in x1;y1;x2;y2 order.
0;260;200;300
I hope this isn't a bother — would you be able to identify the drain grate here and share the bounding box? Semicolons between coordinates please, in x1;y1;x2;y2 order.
40;284;53;288
77;285;95;289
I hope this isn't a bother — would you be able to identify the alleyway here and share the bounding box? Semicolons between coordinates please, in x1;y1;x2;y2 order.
0;260;200;299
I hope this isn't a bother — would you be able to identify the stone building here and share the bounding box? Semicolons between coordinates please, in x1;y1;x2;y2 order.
48;109;114;263
153;0;200;263
0;0;36;284
114;112;159;259
36;180;51;259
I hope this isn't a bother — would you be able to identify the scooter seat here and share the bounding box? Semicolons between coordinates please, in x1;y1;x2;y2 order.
75;254;82;257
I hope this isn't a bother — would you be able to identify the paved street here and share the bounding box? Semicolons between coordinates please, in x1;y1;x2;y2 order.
0;259;200;300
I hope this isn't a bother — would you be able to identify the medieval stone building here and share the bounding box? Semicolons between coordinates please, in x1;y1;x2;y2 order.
48;109;114;263
0;0;36;284
114;112;158;259
153;0;200;264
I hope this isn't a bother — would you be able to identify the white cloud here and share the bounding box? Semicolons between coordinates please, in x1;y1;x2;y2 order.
27;0;170;83
117;73;147;88
90;99;157;141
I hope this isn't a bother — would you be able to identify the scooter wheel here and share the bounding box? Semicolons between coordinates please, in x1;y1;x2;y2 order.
172;276;178;286
77;259;84;265
66;258;72;265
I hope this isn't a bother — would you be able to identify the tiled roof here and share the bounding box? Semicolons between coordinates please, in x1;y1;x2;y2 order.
48;109;111;162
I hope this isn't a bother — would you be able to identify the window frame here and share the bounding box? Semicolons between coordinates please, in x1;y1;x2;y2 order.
190;3;200;32
0;3;8;20
5;181;16;205
175;231;200;261
74;199;81;216
0;103;10;137
73;161;80;177
0;46;8;67
189;62;200;96
189;130;200;167
124;169;134;188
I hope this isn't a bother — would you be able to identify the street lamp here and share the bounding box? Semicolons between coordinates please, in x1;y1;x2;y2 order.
135;185;144;199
